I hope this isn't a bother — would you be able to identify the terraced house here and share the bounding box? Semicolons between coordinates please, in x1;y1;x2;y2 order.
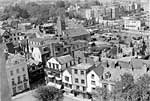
45;55;74;89
6;54;30;96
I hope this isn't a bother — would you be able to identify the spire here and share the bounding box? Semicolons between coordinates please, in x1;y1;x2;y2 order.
0;44;12;101
57;16;62;39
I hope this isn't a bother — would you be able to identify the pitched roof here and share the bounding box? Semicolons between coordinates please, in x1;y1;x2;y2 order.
71;63;93;70
93;64;104;77
56;55;73;65
64;27;90;38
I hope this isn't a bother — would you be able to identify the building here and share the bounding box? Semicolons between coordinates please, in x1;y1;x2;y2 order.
123;17;142;30
6;54;30;96
45;55;74;89
62;68;73;92
87;64;114;93
85;9;93;20
27;58;45;87
71;63;95;96
87;65;104;93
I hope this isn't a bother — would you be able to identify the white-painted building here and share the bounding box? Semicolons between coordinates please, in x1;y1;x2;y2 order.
123;17;142;30
6;54;30;96
62;68;73;92
46;55;74;89
87;64;115;93
85;9;93;20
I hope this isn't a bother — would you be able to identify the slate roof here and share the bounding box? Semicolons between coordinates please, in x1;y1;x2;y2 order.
93;64;104;77
55;55;73;65
64;27;90;38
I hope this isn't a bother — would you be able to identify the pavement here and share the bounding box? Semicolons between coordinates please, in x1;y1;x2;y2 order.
12;90;91;101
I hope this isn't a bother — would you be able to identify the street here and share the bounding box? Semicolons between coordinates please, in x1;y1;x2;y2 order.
12;90;90;101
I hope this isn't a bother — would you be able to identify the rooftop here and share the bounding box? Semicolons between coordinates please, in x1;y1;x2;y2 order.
71;63;93;70
55;55;73;65
6;54;26;68
93;64;104;77
64;27;90;38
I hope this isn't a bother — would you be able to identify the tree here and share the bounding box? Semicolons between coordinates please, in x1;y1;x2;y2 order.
135;74;150;101
56;1;65;8
34;86;64;101
113;73;134;101
92;87;109;101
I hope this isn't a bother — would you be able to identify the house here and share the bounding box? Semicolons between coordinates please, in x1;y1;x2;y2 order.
87;65;104;93
62;68;73;92
71;63;95;97
45;55;74;89
27;58;45;87
6;54;30;96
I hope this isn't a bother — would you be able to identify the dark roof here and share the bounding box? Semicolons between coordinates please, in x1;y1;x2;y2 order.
93;64;104;77
64;27;90;38
66;68;72;74
6;43;15;54
6;43;22;54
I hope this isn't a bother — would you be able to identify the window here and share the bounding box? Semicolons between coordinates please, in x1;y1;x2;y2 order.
81;79;85;84
92;87;96;90
103;84;107;88
56;64;59;69
83;87;86;91
18;76;21;83
18;85;23;91
22;68;25;72
74;69;78;74
69;84;72;89
12;78;15;86
64;48;67;52
70;61;72;66
23;74;26;81
52;63;55;69
65;76;69;82
12;87;16;95
10;71;13;76
24;83;28;89
75;78;79;83
16;69;19;73
91;74;94;79
66;63;68;68
49;63;51;68
81;71;84;75
43;47;49;52
91;81;95;85
76;86;79;89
